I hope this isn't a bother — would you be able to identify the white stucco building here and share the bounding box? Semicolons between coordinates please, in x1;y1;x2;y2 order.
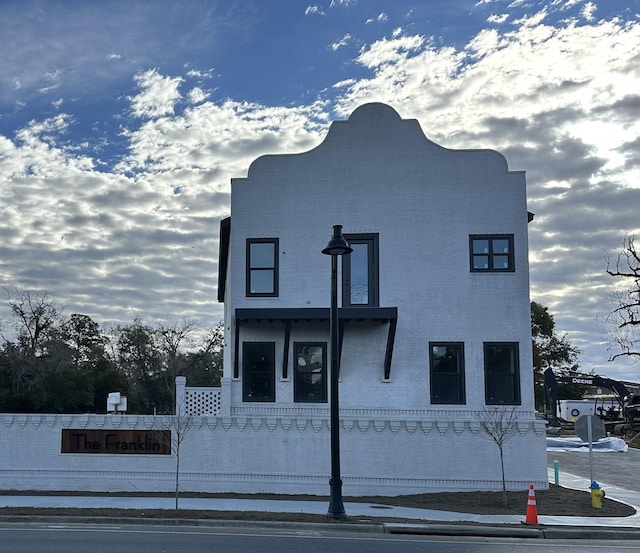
0;103;547;496
215;102;547;494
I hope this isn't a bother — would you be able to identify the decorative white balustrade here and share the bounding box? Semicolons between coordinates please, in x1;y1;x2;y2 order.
184;387;222;416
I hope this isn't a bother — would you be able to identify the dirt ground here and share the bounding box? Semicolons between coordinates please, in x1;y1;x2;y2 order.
0;485;634;524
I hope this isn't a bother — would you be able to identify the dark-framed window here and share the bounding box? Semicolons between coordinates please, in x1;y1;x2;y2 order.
294;342;327;403
246;238;278;297
243;342;276;402
484;342;521;405
343;234;379;307
470;235;514;272
429;342;466;404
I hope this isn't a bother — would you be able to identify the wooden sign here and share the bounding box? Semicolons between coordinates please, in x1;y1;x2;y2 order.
61;429;171;455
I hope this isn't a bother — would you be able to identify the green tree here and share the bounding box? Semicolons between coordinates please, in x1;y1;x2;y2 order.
0;342;34;411
531;301;580;409
113;319;164;413
61;314;108;369
1;311;123;413
26;326;91;412
0;286;224;414
60;314;126;412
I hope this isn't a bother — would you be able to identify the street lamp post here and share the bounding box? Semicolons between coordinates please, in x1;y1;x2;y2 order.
322;224;352;520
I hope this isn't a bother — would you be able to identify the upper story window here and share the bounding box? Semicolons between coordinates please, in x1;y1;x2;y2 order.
246;238;279;297
294;343;327;403
343;234;379;307
470;235;514;272
484;342;521;405
429;342;466;405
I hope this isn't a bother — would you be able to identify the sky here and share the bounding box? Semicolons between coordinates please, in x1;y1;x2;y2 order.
0;0;639;381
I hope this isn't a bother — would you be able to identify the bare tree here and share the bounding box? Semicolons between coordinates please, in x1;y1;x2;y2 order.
156;320;196;406
199;323;224;356
149;383;193;510
477;407;519;507
2;285;63;396
170;410;192;511
4;285;62;355
605;235;640;363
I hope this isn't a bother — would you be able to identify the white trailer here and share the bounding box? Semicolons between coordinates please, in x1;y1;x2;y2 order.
558;397;618;421
558;399;595;421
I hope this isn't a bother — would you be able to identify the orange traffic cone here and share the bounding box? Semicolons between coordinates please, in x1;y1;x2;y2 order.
525;483;539;524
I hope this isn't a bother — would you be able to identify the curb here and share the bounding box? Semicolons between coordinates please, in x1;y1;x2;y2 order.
0;514;383;534
385;522;640;540
2;514;640;540
384;523;544;538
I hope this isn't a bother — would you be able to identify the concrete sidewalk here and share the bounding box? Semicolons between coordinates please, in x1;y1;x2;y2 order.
2;468;640;540
1;468;640;527
0;493;525;525
542;468;640;528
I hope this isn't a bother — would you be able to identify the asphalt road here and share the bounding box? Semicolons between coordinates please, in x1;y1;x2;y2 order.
0;523;639;553
547;446;640;490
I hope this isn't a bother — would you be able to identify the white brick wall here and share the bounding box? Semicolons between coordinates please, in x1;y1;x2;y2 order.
226;103;534;413
0;411;547;495
214;102;545;493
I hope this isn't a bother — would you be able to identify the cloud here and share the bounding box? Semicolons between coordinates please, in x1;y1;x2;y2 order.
512;7;549;28
117;96;329;175
188;87;210;105
330;0;357;7
581;2;597;21
330;34;353;51
466;28;503;58
0;86;333;331
186;68;215;79
618;136;640;170
305;5;326;16
354;34;425;70
0;0;226;109
128;70;184;119
0;118;224;328
557;0;587;11
366;13;388;24
487;13;509;24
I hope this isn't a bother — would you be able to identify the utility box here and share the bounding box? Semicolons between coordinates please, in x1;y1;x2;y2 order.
106;392;128;414
559;399;596;421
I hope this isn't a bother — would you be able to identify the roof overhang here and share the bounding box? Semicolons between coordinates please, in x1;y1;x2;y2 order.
233;307;398;380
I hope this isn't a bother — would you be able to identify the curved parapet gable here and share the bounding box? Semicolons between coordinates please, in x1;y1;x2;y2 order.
244;102;514;182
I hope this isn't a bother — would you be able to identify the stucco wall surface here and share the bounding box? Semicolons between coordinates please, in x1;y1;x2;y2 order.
0;411;547;495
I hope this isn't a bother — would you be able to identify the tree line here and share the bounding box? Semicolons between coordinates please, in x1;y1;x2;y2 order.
0;286;223;414
4;239;638;417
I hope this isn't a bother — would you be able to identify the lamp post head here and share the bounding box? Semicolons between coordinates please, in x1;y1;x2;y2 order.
322;224;353;256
